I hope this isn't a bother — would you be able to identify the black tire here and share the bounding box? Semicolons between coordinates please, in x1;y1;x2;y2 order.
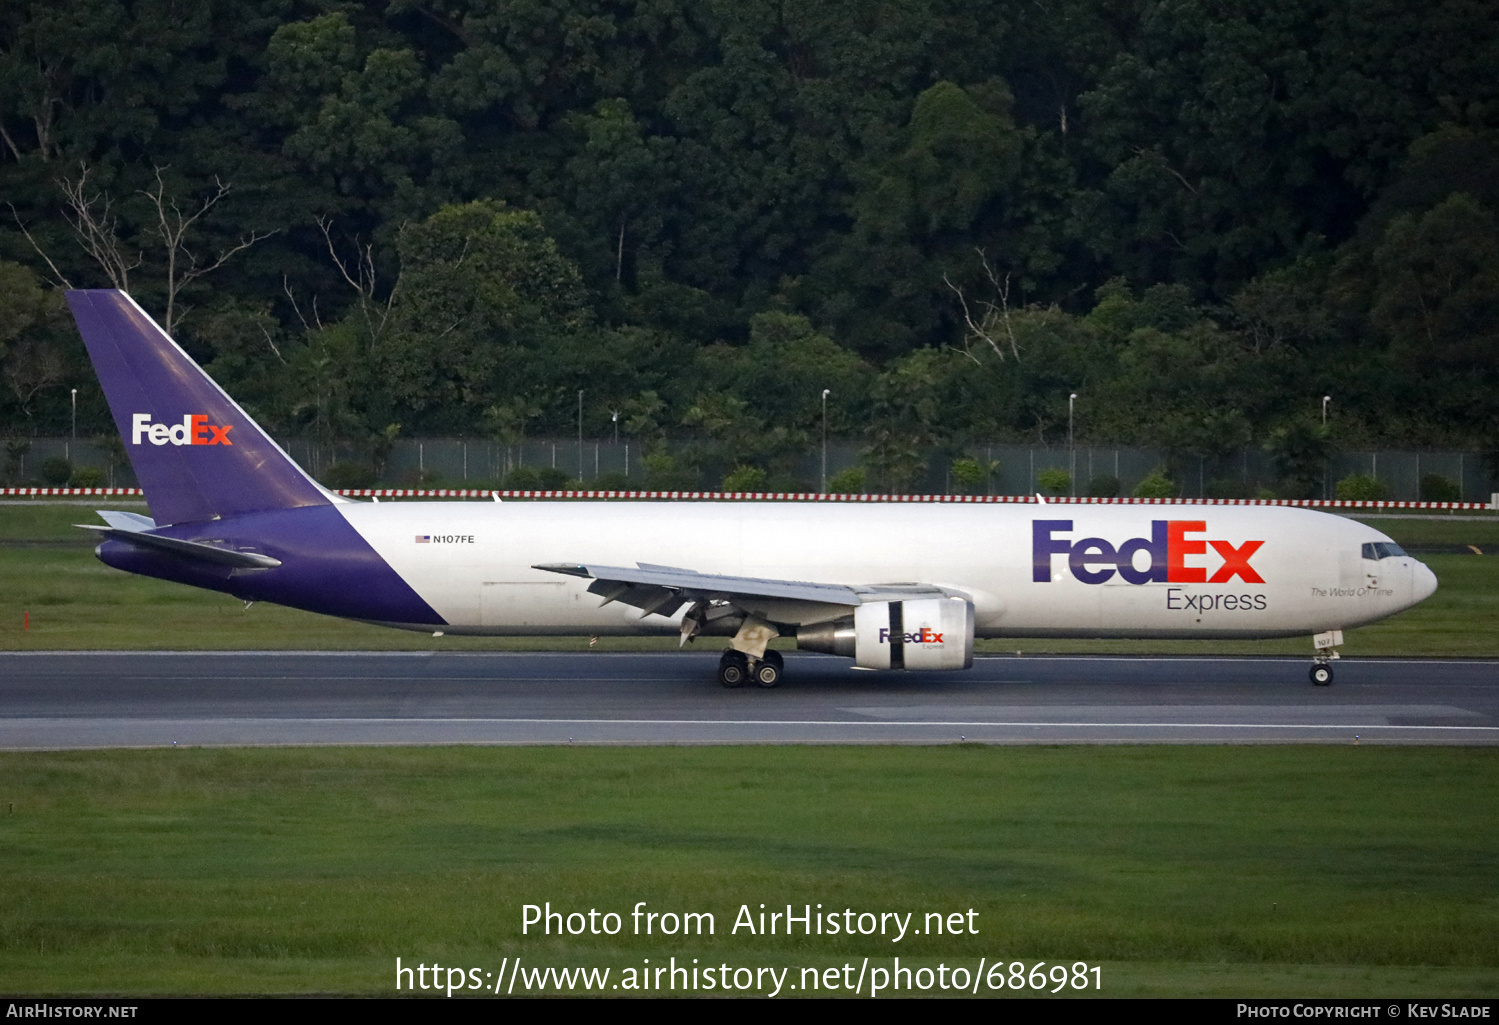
718;651;748;688
762;649;784;674
1310;664;1333;686
753;659;781;688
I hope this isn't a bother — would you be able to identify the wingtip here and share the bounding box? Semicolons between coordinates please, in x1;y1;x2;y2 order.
532;562;593;578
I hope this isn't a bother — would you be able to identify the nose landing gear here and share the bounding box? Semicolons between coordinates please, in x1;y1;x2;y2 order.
1310;629;1343;686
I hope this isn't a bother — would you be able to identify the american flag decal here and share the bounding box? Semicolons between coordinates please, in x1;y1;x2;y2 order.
415;535;430;543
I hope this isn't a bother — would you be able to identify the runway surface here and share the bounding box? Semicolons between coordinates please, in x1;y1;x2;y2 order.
1;650;1497;748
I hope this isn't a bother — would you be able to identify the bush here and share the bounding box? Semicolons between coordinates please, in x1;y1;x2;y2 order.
950;457;992;495
827;467;867;494
1205;477;1250;499
505;465;572;490
765;471;806;494
1086;474;1120;498
1419;474;1460;502
40;456;72;486
594;471;632;490
1265;420;1336;497
1275;475;1318;500
721;465;768;493
1335;474;1388;501
641;450;700;491
69;466;104;488
320;461;376;490
1133;472;1177;498
1036;467;1071;496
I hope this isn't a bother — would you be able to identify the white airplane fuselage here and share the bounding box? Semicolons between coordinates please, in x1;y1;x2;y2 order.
344;499;1436;639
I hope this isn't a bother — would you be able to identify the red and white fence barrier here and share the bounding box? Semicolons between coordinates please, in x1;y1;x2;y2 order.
3;486;1494;511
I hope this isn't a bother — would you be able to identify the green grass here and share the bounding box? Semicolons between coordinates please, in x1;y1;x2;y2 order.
1350;515;1499;549
0;746;1495;996
2;503;1496;654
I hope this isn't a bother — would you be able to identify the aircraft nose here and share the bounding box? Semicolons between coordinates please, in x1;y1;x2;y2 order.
1412;560;1438;604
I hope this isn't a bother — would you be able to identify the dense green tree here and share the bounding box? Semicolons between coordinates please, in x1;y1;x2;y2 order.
376;200;591;428
0;0;1494;468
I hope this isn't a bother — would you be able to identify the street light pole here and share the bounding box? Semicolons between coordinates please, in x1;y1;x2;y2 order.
1321;395;1332;499
611;410;619;444
1068;392;1077;496
577;390;584;481
821;388;831;494
70;388;77;463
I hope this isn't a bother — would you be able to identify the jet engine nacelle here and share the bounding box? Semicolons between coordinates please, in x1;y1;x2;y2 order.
798;597;974;670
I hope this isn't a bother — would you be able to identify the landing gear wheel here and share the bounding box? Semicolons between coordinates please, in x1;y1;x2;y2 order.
753;657;781;688
761;649;784;675
1310;664;1333;686
718;650;748;688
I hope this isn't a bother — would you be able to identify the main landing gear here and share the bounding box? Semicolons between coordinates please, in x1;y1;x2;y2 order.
718;648;783;688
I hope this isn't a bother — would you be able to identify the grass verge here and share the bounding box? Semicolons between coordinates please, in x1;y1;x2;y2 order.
0;745;1495;996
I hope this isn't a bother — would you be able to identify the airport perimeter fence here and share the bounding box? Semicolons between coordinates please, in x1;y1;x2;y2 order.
3;485;1495;512
4;436;1495;504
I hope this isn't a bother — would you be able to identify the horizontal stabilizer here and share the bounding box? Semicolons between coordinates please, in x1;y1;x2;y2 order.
96;510;156;531
77;524;281;569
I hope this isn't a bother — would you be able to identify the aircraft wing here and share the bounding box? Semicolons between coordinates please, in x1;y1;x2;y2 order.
532;561;953;620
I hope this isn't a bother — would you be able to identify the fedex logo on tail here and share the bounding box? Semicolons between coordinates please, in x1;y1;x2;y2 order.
1033;520;1264;585
131;413;233;447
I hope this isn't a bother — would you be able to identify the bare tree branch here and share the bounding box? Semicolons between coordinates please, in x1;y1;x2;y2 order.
0;113;22;163
943;248;1020;362
1135;147;1199;196
258;323;287;365
941;276;985;365
58;163;140;290
7;202;73;289
316;216;401;344
30;58;64;163
4;340;66;416
282;274;319;332
143;166;277;334
19;164;272;333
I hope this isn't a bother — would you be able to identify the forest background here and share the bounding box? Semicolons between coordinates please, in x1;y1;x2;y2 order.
2;0;1497;496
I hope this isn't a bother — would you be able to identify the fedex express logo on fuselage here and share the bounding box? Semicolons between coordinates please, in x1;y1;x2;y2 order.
1033;519;1264;585
130;413;233;447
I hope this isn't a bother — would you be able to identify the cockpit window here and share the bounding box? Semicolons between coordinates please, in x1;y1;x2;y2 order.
1361;541;1408;560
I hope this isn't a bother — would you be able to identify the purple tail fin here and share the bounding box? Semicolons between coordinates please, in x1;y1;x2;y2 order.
67;289;334;526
